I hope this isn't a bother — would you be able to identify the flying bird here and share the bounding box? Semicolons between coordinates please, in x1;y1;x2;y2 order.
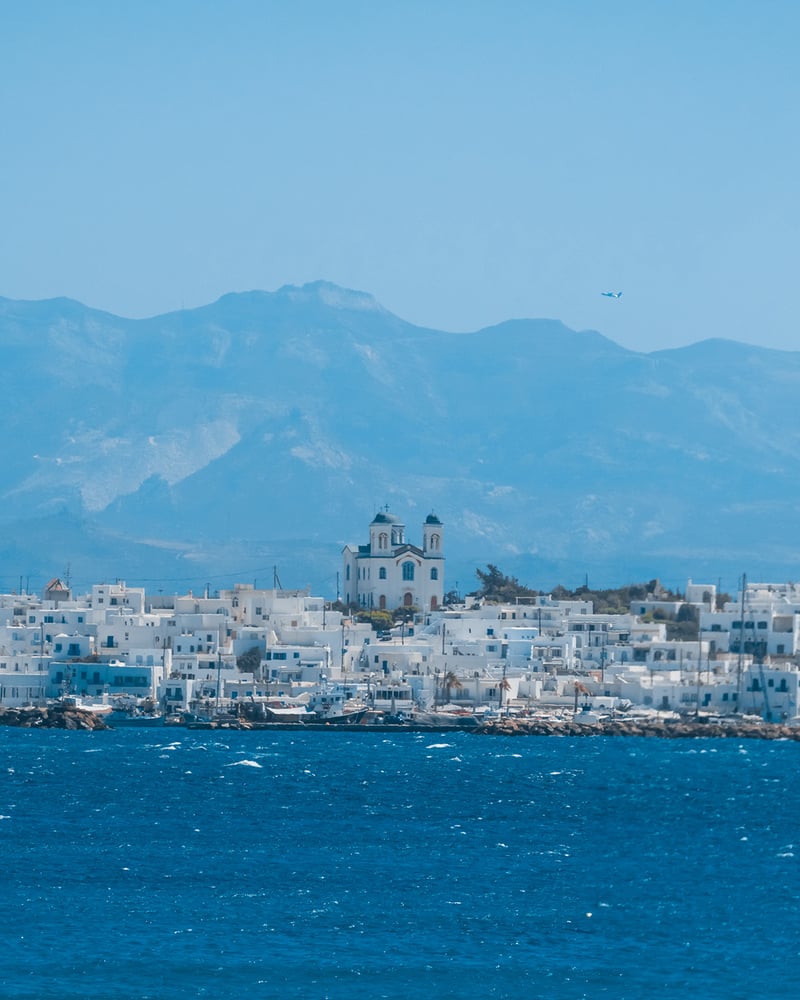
601;291;622;298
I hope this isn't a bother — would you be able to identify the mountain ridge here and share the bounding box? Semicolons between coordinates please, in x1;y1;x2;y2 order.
1;281;798;594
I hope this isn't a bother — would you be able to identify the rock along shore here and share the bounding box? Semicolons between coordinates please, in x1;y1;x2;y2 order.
474;716;800;740
2;707;799;740
0;705;110;730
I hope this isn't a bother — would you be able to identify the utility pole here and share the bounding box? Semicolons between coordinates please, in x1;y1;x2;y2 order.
695;636;702;717
736;573;746;711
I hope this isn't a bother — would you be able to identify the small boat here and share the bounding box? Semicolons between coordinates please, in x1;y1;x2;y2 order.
411;708;481;728
107;708;165;727
58;696;113;716
307;686;369;724
261;703;312;723
106;697;165;726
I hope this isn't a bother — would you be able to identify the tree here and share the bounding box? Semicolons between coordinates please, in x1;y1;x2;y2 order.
474;564;537;603
356;609;393;632
236;646;263;676
667;604;699;641
440;670;462;705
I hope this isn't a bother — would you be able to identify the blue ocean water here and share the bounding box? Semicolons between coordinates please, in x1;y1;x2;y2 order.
0;728;797;1000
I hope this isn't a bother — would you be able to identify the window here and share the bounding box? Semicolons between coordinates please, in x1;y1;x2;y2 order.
379;567;387;580
431;568;438;580
402;562;414;581
757;621;767;630
346;565;350;580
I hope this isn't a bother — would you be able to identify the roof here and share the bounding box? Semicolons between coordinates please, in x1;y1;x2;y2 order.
371;510;402;525
393;544;424;559
425;513;442;525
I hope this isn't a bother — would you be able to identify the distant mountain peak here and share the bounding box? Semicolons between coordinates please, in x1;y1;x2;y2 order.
275;280;385;313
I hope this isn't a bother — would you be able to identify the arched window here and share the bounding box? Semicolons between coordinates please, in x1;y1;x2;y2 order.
379;532;388;550
430;567;438;580
402;561;415;581
379;567;387;580
430;533;440;551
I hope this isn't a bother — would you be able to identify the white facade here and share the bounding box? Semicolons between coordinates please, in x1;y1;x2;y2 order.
342;510;444;612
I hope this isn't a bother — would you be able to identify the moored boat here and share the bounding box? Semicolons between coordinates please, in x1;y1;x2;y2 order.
107;708;166;727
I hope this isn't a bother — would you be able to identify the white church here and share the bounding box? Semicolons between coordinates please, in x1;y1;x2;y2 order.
342;509;444;612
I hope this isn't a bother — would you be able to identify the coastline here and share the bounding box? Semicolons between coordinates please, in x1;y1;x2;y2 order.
473;715;800;740
3;705;800;740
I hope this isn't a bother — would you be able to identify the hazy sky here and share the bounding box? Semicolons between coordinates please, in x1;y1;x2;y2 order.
2;1;798;352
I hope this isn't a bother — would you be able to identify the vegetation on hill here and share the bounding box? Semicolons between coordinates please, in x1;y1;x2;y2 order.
471;566;706;639
472;565;682;611
473;565;537;603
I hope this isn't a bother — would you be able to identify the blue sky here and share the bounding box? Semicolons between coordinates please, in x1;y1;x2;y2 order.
2;0;798;352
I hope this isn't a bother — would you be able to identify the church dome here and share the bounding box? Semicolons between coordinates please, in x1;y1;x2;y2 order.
425;512;442;525
372;510;401;525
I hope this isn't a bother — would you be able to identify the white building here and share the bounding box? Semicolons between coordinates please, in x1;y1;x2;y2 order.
342;509;444;612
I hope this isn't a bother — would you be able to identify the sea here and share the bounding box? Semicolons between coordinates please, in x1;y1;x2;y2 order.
1;727;798;1000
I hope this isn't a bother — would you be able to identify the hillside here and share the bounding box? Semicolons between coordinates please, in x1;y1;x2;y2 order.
1;281;798;595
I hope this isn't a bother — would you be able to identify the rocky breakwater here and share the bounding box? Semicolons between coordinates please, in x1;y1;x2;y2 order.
0;704;110;730
475;715;800;741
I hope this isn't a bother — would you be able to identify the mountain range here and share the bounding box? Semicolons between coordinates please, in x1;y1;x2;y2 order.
2;280;798;597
